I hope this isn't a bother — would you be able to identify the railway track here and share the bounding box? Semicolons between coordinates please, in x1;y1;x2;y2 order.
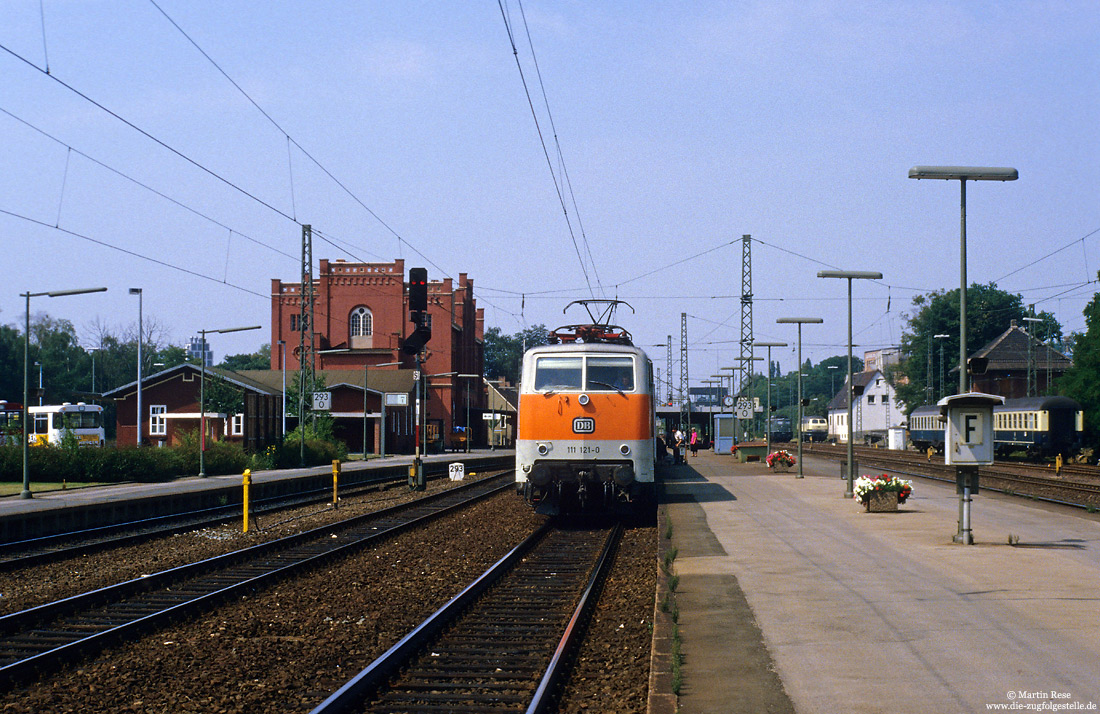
312;519;622;714
804;443;1100;508
0;473;511;691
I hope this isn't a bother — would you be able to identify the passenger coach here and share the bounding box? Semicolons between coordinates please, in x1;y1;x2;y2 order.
516;319;655;515
908;396;1083;458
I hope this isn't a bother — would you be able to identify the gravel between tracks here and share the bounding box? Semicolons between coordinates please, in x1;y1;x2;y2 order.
0;485;658;713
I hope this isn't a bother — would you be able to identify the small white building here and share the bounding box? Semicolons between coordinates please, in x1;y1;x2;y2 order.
826;370;907;444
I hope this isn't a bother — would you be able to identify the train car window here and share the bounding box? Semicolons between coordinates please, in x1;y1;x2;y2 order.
586;356;635;392
534;356;582;390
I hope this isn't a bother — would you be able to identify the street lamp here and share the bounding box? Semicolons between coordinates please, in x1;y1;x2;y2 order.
817;270;882;498
827;365;838;398
34;362;42;405
21;286;107;498
753;341;787;457
455;374;480;452
129;288;143;446
934;334;950;400
776;318;822;478
909;166;1018;393
198;325;261;477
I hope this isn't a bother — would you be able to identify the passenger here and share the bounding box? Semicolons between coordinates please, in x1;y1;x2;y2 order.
674;428;685;464
690;429;699;457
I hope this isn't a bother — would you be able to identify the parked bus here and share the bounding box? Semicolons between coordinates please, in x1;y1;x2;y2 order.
0;400;22;446
27;403;105;447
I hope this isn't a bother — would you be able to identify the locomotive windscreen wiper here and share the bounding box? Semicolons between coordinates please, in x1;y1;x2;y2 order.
587;380;625;396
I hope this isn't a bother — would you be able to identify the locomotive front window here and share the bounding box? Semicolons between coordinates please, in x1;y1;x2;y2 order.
586;356;634;392
534;356;583;391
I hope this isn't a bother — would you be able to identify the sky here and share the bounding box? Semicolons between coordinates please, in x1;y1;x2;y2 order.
1;1;1098;386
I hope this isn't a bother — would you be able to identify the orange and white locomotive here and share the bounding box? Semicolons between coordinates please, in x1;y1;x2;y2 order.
516;302;656;514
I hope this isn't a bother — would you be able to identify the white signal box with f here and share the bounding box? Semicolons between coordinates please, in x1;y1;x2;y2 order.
940;393;1003;466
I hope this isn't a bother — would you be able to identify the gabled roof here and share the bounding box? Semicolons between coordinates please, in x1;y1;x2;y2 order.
103;363;280;400
103;365;417;400
970;323;1070;371
826;370;884;411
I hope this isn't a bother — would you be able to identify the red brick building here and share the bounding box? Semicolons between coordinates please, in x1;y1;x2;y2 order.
271;259;488;451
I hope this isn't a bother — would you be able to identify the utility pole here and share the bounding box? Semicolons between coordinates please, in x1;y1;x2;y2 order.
739;234;753;397
298;224;316;466
680;314;690;433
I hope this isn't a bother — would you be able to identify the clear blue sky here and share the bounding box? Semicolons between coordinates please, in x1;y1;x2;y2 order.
1;1;1097;383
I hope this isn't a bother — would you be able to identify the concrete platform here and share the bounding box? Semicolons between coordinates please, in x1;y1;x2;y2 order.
0;450;513;541
663;450;1100;714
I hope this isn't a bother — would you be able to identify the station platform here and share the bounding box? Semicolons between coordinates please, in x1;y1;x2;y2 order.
0;450;513;541
662;450;1100;714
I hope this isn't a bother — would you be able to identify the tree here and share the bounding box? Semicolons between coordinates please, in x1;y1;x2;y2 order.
484;324;549;384
219;344;271;371
1057;276;1100;446
894;282;1061;412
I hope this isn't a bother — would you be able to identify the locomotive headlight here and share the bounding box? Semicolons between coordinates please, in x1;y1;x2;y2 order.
537;442;551;456
620;444;631;456
578;394;590;406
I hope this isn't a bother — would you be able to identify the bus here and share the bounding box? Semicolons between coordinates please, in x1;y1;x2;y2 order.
27;403;105;447
0;400;22;446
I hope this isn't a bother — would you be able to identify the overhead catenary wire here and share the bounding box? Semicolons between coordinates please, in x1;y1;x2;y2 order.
497;0;595;297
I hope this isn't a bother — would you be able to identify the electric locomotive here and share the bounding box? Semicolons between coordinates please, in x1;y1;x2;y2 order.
516;301;655;514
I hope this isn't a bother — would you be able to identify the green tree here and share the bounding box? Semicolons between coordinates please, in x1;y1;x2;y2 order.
220;344;271;371
1057;277;1100;446
894;283;1061;412
484;324;548;384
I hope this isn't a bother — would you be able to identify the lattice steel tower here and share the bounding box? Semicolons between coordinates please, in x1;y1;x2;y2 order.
738;234;753;397
680;313;690;430
298;224;316;425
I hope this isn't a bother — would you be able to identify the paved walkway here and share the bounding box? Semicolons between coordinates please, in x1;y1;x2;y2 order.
664;450;1100;714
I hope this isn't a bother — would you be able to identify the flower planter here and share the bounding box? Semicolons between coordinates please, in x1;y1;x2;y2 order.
769;462;790;473
864;490;899;513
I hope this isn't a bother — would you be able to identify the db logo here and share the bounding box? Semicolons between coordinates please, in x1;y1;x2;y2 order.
572;417;596;434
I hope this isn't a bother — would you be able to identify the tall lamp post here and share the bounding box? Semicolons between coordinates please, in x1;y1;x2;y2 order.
776;318;822;478
753;341;787;457
21;286;107;498
456;374;480;452
818;270;881;497
198;325;261;477
909;166;1018;393
129;288;143;446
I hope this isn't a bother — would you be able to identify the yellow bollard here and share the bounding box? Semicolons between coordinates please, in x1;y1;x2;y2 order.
242;469;252;533
332;460;341;507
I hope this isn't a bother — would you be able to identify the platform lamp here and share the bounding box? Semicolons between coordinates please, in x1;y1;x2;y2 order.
734;356;764;437
198;324;261;477
276;340;286;437
909;166;1018;393
817;271;881;497
1023;317;1042;397
456;374;480;453
752;341;787;457
776;319;822;478
21;286;107;498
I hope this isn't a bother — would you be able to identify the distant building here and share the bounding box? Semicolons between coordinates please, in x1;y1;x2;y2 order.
270;259;488;451
968;320;1072;399
826;370;906;444
187;337;212;367
864;347;901;374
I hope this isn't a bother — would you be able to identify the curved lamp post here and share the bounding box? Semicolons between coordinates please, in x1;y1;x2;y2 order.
753;341;787;457
21;286;107;498
198;325;261;477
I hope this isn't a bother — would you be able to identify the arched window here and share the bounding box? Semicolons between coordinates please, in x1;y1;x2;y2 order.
350;306;373;348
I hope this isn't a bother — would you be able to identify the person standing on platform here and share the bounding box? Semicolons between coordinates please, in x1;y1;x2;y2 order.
674;428;685;464
690;429;699;457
